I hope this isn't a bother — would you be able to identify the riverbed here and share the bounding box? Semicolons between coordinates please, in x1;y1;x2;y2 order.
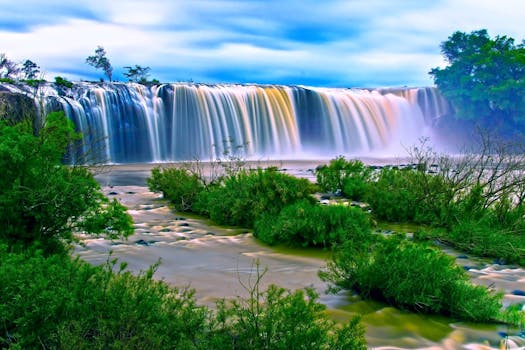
75;162;525;349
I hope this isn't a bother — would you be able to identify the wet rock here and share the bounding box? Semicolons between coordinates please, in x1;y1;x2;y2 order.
457;255;469;259
493;258;507;265
159;228;172;232
126;191;135;195
511;289;525;296
462;266;474;271
174;217;186;220
179;222;190;227
498;331;508;338
135;239;157;246
108;191;118;195
320;194;331;200
206;232;216;236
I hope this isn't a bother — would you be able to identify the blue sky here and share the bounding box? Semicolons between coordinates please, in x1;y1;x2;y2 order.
1;0;524;87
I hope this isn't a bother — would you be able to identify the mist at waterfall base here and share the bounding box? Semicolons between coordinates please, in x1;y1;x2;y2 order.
12;83;453;164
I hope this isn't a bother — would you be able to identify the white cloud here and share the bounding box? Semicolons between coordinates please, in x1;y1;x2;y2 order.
1;0;524;86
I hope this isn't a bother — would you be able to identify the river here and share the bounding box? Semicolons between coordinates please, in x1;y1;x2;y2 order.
75;162;525;349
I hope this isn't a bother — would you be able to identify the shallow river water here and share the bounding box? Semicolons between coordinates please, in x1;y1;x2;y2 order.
76;162;525;349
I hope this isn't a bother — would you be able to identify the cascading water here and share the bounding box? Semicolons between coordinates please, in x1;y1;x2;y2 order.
1;82;452;164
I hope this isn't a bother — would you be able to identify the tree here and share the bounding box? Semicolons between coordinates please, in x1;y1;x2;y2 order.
123;64;151;83
21;59;40;80
429;30;525;134
85;46;113;82
0;111;133;254
0;53;20;79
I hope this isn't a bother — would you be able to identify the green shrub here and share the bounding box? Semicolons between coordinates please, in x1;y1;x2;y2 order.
212;283;367;350
147;167;204;212
322;235;502;322
196;167;316;227
0;247;368;350
316;157;371;200
0;112;133;254
54;76;73;88
0;248;210;350
0;77;15;84
254;201;372;247
364;168;420;222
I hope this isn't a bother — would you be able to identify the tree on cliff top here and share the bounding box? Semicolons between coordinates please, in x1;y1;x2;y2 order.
86;46;113;82
429;29;525;135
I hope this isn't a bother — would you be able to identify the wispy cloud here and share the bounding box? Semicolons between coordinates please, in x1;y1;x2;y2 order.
1;0;524;86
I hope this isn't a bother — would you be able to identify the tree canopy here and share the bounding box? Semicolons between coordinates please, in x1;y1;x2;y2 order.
0;111;133;253
429;29;525;134
86;46;113;82
123;64;151;83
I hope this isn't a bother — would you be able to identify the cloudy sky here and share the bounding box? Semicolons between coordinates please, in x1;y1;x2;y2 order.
1;0;524;87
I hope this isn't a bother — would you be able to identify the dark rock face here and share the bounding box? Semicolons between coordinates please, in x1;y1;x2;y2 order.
0;91;37;124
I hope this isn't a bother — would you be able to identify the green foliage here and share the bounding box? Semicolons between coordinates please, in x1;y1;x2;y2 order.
0;77;15;84
0;111;133;253
213;282;366;350
0;248;210;350
430;29;525;133
419;213;525;265
364;168;420;222
500;303;525;330
54;76;73;88
23;78;46;87
0;247;368;350
316;157;371;200
147;167;204;212
322;235;502;322
86;46;113;82
123;65;151;83
196;167;316;227
254;200;372;247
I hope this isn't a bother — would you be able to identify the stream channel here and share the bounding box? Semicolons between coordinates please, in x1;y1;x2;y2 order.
75;162;525;349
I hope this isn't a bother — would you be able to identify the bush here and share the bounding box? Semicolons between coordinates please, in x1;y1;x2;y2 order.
321;235;502;322
316;157;371;200
213;283;367;350
147;167;204;212
364;168;420;222
254;201;372;247
0;112;133;254
0;248;210;350
196;167;316;227
0;247;368;350
54;76;73;88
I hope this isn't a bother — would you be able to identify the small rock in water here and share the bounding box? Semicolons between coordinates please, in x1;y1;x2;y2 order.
511;289;525;296
457;255;469;259
108;191;118;195
174;217;186;220
135;239;152;246
126;191;135;195
179;222;190;227
493;258;507;265
498;331;508;338
320;194;331;200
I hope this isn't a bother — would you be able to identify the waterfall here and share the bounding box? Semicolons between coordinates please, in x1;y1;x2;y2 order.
1;82;452;164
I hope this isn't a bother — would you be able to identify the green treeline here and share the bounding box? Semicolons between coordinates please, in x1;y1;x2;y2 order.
430;29;525;136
